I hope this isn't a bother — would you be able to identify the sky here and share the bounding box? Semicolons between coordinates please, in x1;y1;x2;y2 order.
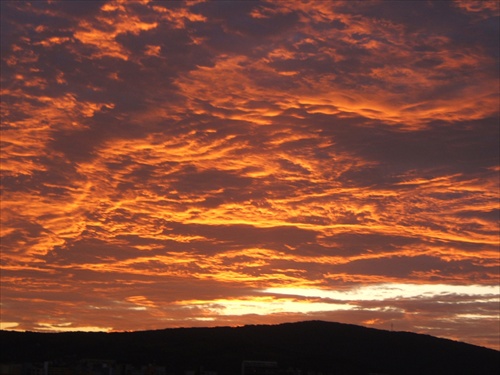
1;0;499;350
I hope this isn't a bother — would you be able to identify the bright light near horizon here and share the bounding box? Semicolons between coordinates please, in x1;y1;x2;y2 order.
0;322;20;330
172;284;500;319
455;313;500;320
35;323;113;332
262;283;500;301
176;296;355;316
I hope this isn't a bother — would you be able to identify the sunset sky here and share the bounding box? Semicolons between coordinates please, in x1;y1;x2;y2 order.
1;0;499;350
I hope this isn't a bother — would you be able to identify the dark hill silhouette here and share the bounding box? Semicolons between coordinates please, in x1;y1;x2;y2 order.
1;320;498;374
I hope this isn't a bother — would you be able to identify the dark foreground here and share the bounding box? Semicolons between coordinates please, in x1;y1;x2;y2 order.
1;320;499;375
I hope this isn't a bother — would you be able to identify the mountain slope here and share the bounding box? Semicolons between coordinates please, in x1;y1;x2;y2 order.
1;320;498;374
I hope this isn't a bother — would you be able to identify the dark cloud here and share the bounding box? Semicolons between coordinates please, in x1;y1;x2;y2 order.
318;233;421;256
318;116;500;180
334;255;493;280
193;1;299;38
455;209;499;223
42;0;109;18
163;223;318;253
44;238;139;265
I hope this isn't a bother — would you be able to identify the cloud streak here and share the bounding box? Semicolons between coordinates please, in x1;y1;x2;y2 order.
1;0;499;350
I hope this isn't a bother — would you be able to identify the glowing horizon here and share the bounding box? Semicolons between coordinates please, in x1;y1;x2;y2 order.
1;0;499;350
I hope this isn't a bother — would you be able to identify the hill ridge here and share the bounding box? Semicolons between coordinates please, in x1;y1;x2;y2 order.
1;320;498;375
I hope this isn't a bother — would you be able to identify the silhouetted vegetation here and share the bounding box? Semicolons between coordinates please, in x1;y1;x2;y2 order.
1;321;498;374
